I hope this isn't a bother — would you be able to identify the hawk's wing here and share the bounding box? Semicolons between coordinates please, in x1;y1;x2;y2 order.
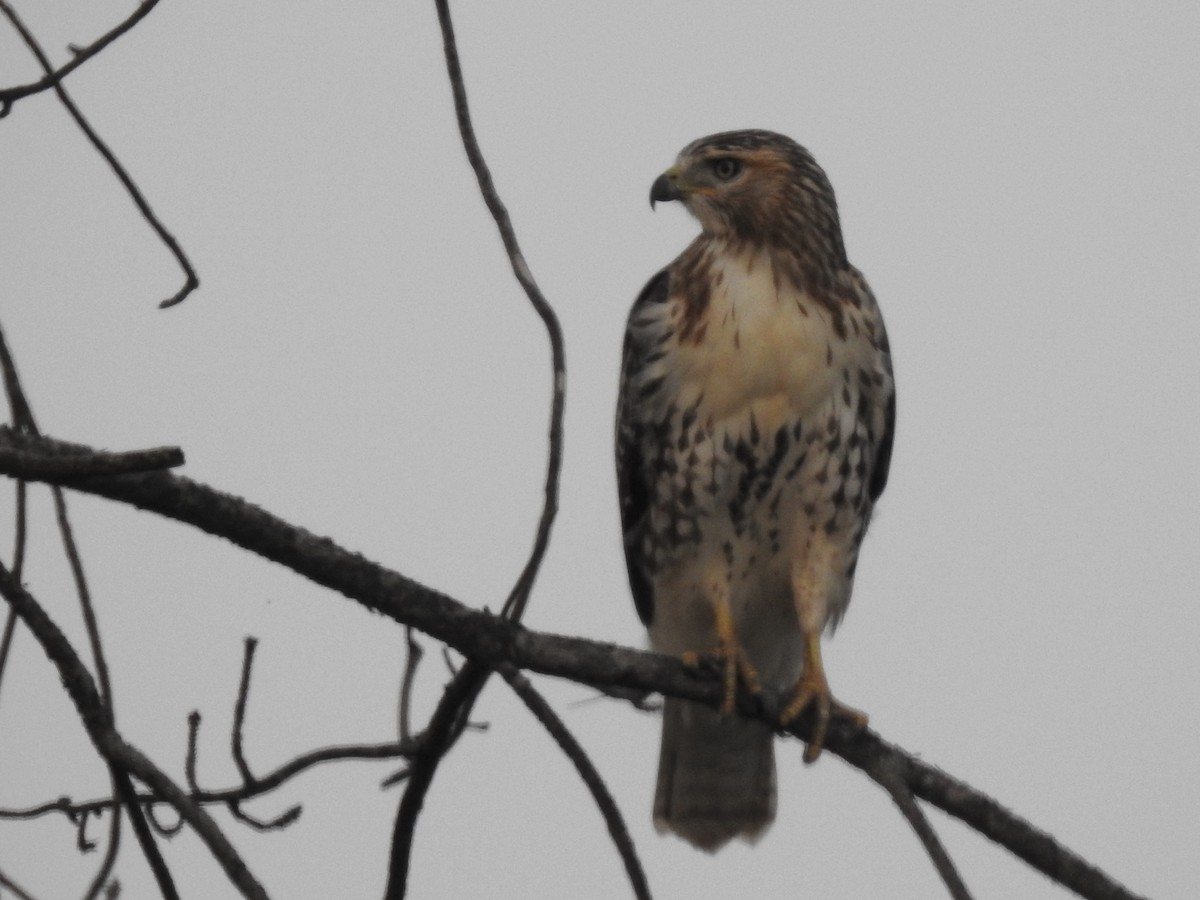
854;271;895;504
616;268;670;626
869;390;895;503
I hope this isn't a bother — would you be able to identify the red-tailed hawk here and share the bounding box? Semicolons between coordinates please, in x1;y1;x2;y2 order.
616;130;895;851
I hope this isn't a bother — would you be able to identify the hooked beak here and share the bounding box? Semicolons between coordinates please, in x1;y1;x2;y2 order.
649;168;684;209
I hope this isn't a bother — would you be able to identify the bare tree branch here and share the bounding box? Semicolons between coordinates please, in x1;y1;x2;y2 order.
145;801;185;839
384;658;487;899
51;488;110;704
0;560;271;900
225;638;302;832
0;445;184;480
498;663;651;900
0;322;38;433
231;638;260;787
383;1;570;894
110;768;178;900
81;776;121;900
0;0;163;117
0;0;198;308
0;479;26;701
432;0;566;624
0;427;1150;900
867;755;973;900
398;627;422;743
0;740;409;826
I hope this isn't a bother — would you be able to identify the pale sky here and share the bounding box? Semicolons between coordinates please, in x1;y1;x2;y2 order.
2;2;1198;898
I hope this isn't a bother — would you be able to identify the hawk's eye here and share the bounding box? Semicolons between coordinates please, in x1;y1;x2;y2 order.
711;157;742;181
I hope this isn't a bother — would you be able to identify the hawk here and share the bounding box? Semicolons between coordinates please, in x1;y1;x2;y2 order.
616;130;895;851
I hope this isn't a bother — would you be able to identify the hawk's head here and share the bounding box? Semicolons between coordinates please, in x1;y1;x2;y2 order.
650;129;846;270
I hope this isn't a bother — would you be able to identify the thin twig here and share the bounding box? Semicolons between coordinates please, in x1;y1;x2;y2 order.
52;488;111;705
81;779;120;900
232;638;258;785
0;1;198;308
1;739;410;824
0;0;163;117
0;320;35;696
52;484;132;900
433;0;566;624
185;712;201;792
868;757;973;900
0;561;270;900
43;397;127;899
145;802;185;839
384;661;488;900
568;684;660;712
0;865;39;900
0;428;1152;900
498;664;651;900
398;627;422;743
384;2;570;893
222;638;301;831
0;480;25;701
0;323;38;431
75;807;99;853
111;768;178;900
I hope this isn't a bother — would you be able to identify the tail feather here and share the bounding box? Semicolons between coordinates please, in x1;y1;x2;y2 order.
653;697;776;852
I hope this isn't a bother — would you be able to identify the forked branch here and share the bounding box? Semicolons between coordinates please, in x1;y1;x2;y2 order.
0;427;1150;900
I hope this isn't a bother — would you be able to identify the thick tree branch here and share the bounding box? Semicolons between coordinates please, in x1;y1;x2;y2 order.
0;445;184;480
0;427;1149;900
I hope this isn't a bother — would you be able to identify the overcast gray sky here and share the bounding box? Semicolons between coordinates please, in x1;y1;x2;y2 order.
2;2;1198;898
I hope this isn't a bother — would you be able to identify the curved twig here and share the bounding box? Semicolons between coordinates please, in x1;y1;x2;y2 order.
232;638;258;786
433;0;566;624
80;776;121;900
498;664;651;900
0;739;410;826
225;639;302;831
145;801;185;839
0;1;198;308
384;1;569;894
398;627;422;743
0;0;163;117
0;561;270;900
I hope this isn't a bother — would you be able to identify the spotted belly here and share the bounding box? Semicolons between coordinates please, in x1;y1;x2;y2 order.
640;382;872;686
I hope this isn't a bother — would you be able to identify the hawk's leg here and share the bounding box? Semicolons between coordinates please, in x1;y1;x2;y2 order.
680;587;762;716
780;629;867;763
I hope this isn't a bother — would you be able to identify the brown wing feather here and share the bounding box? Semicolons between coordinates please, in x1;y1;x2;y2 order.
869;390;895;503
616;268;670;625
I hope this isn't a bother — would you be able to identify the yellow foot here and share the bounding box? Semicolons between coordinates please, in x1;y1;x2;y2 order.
779;633;867;763
681;644;763;716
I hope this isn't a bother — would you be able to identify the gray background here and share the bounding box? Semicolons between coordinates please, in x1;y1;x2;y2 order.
2;2;1197;897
